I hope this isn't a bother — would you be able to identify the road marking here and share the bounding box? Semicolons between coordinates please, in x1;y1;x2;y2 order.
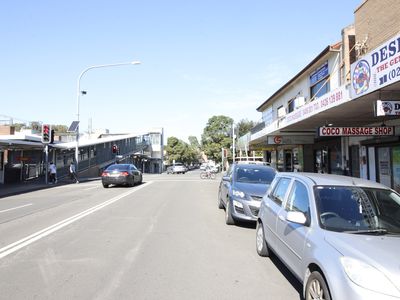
83;186;98;191
0;181;153;259
0;203;33;214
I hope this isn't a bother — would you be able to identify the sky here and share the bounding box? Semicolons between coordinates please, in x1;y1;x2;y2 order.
1;0;361;142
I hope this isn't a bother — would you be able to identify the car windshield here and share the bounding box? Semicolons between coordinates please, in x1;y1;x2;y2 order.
235;167;276;184
315;186;400;234
106;164;129;171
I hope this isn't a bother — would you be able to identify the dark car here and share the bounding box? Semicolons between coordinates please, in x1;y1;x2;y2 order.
101;164;142;188
218;163;277;225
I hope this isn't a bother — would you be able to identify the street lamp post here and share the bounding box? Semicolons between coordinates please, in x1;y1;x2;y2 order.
74;61;141;177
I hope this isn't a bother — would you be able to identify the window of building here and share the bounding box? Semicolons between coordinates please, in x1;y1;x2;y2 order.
310;78;330;99
277;105;286;118
310;61;330;100
288;98;296;113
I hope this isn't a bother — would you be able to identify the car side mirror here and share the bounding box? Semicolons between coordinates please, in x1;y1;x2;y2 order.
286;211;307;225
222;176;231;182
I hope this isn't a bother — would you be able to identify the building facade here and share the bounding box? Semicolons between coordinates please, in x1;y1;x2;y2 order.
249;0;400;192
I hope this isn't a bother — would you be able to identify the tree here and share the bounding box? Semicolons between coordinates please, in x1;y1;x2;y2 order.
235;119;257;138
201;115;233;162
53;124;68;133
165;136;198;165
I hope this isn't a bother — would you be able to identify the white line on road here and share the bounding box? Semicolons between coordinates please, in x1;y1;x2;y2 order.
0;203;33;214
83;186;99;191
0;181;153;259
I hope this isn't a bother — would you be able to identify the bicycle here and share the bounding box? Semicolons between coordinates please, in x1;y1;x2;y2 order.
200;171;216;179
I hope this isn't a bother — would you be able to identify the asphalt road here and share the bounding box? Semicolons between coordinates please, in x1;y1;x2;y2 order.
0;171;302;300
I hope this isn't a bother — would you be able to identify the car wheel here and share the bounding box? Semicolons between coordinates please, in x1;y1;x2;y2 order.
256;221;269;257
225;201;235;225
305;271;331;300
218;190;224;209
103;183;109;188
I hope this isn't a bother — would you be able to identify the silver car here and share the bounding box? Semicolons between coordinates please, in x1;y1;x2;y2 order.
256;172;400;300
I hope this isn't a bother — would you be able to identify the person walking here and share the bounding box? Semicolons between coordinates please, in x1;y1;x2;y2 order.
69;162;79;183
49;162;57;184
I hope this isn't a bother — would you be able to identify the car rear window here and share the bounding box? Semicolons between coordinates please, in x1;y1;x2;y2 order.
106;164;129;171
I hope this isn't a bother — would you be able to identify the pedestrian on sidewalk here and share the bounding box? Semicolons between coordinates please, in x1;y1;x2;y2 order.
69;162;79;183
49;162;57;184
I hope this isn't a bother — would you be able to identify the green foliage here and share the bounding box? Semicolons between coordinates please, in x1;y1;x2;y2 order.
235;119;256;138
201;115;233;162
52;124;68;133
165;136;198;165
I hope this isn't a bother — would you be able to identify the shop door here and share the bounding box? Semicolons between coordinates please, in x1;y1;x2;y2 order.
315;149;329;173
0;151;4;184
368;147;376;181
377;147;392;188
350;146;360;178
284;151;293;171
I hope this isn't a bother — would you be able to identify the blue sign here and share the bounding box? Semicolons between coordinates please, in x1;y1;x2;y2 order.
310;62;329;85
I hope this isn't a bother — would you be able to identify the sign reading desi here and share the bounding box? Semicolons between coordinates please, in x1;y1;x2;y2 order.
376;100;400;116
318;126;395;137
351;33;400;98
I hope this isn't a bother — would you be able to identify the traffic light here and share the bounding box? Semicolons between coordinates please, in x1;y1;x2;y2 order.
50;129;55;143
112;144;118;154
41;124;51;144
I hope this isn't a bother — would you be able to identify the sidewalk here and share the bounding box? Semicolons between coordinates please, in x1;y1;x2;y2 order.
0;176;100;198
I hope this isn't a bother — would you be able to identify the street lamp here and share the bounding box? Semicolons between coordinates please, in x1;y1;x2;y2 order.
74;60;141;177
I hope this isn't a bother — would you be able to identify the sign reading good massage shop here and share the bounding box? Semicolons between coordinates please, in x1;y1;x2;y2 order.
351;33;400;98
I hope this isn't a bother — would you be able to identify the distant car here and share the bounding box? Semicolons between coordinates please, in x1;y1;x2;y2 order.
218;163;277;225
167;163;187;174
256;172;400;300
101;164;142;188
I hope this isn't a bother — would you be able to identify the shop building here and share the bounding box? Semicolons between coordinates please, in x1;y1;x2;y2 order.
249;0;400;192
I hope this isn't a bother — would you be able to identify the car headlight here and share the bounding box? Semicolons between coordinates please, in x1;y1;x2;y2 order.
232;189;245;198
232;200;243;208
340;257;400;297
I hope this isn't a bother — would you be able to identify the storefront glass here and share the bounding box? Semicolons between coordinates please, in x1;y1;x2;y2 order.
392;146;400;193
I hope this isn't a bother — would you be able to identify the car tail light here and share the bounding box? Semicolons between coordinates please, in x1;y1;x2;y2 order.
120;171;129;176
101;172;108;177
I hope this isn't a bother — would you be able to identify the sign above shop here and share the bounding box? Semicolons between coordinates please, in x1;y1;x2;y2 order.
376;100;400;116
351;32;400;98
280;85;350;128
268;135;315;145
318;126;395;137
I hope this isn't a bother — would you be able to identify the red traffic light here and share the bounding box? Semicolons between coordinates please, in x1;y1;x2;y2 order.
41;124;51;144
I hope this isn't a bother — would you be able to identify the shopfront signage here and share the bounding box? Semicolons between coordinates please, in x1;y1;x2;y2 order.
268;135;315;145
351;33;400;98
376;100;400;116
280;85;350;128
318;126;395;137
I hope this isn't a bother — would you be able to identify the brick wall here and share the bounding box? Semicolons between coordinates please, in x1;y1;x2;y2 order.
0;126;15;135
355;0;400;53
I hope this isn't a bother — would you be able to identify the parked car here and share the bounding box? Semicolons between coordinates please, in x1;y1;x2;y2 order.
101;164;142;188
218;163;277;225
167;163;187;174
256;172;400;300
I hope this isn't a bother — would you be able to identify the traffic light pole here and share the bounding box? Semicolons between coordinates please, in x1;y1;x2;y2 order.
45;144;48;184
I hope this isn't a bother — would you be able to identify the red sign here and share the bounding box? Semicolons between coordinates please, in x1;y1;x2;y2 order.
318;126;395;137
273;136;282;144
